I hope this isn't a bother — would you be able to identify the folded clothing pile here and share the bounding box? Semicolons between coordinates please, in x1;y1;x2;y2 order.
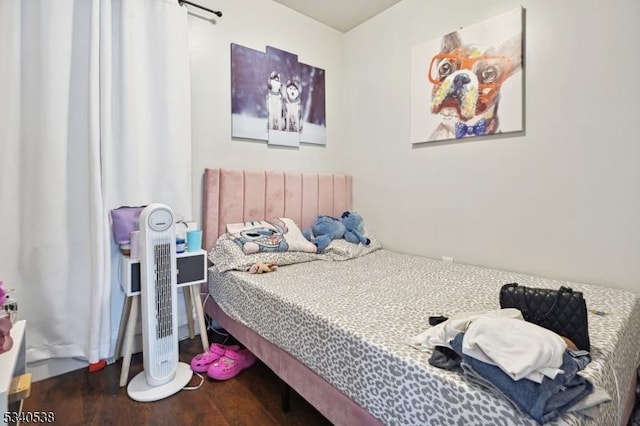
408;310;611;424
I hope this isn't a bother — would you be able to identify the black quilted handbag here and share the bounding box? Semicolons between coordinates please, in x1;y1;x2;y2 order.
499;283;590;351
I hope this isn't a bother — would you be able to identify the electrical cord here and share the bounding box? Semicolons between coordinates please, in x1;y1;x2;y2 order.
198;292;230;344
182;371;204;391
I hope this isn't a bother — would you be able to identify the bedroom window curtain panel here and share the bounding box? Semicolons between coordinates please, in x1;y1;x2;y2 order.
0;0;192;364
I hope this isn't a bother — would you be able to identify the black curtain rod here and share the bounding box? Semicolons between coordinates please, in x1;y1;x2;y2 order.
179;0;222;17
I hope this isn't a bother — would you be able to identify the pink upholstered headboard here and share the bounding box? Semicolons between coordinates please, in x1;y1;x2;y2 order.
202;168;353;252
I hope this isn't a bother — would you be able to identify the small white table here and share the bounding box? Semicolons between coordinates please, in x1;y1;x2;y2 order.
115;250;209;387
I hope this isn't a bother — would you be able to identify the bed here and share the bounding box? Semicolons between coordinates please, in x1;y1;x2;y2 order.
201;168;640;426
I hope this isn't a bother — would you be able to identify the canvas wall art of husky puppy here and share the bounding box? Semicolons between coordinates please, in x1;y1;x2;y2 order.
284;80;302;132
428;31;521;141
267;71;285;131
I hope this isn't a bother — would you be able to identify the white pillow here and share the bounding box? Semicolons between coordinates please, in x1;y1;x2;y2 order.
320;226;382;261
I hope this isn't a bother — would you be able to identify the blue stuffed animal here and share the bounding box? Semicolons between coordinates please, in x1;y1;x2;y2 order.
341;211;370;246
303;215;345;251
303;211;371;251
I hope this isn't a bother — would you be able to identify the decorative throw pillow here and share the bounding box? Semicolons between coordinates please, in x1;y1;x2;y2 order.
209;234;319;273
226;217;317;254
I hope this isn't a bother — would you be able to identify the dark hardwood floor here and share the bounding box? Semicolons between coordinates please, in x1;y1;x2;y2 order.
23;332;332;426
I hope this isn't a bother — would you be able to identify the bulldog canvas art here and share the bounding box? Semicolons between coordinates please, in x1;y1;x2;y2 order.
411;8;523;143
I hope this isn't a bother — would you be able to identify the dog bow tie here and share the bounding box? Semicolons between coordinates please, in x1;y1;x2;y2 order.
455;119;487;138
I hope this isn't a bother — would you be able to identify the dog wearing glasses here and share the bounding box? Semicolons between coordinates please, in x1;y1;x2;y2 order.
428;31;521;141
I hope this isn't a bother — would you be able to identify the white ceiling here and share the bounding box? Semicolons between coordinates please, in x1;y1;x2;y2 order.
272;0;403;33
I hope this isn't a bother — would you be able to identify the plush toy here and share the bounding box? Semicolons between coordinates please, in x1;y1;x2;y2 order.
249;262;278;274
303;215;346;251
341;211;370;246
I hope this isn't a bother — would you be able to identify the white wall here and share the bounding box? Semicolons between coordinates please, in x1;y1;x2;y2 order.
187;0;347;227
343;0;640;292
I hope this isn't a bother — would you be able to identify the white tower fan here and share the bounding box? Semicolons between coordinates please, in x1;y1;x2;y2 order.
127;203;192;402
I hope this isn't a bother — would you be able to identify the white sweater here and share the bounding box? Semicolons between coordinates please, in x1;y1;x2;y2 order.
407;308;523;351
462;316;567;383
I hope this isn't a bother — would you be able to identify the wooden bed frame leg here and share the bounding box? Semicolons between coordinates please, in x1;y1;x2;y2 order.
281;382;291;413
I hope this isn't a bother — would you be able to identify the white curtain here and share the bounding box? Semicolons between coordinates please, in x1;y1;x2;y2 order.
0;0;191;364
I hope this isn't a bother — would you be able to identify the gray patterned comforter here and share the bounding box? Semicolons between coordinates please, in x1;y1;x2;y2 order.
208;249;640;425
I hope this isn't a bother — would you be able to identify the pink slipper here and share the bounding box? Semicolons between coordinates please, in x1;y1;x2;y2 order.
207;348;257;380
190;343;239;373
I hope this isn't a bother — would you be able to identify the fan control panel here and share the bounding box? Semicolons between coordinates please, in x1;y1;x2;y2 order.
147;208;173;232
